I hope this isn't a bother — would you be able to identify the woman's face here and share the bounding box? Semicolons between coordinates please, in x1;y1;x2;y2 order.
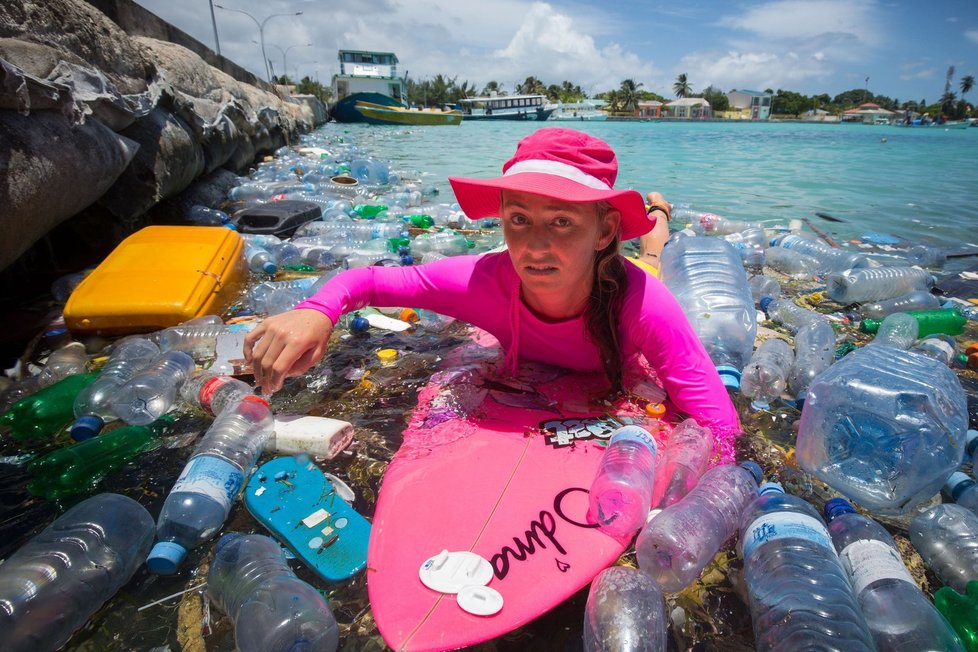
501;190;619;318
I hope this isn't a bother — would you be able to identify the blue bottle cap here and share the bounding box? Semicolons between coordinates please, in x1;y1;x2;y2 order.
758;481;784;496
966;430;978;457
401;254;414;266
147;541;188;575
716;365;741;391
214;532;245;555
759;296;774;313
823;497;855;521
739;460;763;484
945;471;976;502
70;415;105;441
262;261;278;274
350;315;370;333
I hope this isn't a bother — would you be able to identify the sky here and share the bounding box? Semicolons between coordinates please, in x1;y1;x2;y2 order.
135;0;978;104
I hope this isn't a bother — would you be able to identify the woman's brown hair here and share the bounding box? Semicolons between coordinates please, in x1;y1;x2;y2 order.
584;202;627;394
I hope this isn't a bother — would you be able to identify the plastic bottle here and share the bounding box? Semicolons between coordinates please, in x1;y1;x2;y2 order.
910;334;959;366
934;581;978;651
945;472;978;517
245;243;278;274
724;226;768;249
741;339;794;409
410;231;470;257
787;319;836;398
672;207;762;236
858;289;942;319
906;244;947;269
582;566;667;652
860;307;966;338
586;425;659;539
71;337;160;440
796;313;967;514
827;266;936;304
738;483;875;651
110;350;195;426
248;277;319;315
180;372;254;416
36;342;89;388
188;204;233;227
872;310;921;351
761;297;827;333
0;372;99;440
748;275;781;308
824;498;966;651
965;430;978;470
909;503;978;593
773;233;870;273
147;398;273;574
650;418;714;509
207;533;339;652
0;493;155;652
344;251;411;269
637;461;762;592
29;419;169;499
660;236;757;388
762;246;820;278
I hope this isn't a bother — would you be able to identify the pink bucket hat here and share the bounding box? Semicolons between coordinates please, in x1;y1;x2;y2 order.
449;128;654;240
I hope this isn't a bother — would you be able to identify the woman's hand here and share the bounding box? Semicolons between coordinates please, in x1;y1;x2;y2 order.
243;309;334;394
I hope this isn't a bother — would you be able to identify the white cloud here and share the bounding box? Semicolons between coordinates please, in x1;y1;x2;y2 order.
967;30;978;44
719;0;883;47
677;50;833;93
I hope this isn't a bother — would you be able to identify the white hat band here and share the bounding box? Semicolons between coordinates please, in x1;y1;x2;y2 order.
504;159;612;191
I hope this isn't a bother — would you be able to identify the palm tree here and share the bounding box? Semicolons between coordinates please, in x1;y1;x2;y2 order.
673;73;691;98
961;75;975;112
618;79;644;113
481;80;504;96
516;76;547;96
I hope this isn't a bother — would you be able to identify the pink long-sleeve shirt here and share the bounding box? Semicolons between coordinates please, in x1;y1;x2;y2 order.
296;252;741;453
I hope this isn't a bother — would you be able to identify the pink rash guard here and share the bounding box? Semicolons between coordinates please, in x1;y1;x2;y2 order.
296;252;741;456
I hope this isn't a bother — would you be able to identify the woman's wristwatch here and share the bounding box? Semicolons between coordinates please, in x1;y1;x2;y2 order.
646;202;671;222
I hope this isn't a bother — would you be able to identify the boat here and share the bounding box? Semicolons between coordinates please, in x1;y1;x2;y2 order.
353;99;462;126
943;120;971;130
549;101;608;121
457;94;555;121
330;50;409;124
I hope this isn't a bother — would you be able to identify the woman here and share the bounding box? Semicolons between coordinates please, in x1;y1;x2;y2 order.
244;128;740;451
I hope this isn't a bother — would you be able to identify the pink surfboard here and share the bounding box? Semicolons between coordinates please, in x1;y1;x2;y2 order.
367;329;664;651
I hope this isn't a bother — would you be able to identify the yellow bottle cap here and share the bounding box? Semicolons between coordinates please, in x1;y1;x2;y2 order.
377;348;398;363
645;403;667;418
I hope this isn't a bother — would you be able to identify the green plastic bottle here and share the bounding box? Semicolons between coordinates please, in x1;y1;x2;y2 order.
406;214;435;228
0;372;98;441
353;204;388;219
27;417;171;499
860;308;966;338
935;580;978;651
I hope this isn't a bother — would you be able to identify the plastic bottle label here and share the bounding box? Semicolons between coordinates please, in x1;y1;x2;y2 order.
171;455;243;511
838;539;915;595
742;512;832;558
609;426;659;456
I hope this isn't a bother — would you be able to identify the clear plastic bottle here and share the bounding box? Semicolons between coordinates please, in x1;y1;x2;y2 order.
761;297;827;333
343;251;411;269
945;472;978;517
906;244;947;269
188;204;232;227
147;398;273;574
207;533;339;652
748;275;781;308
158;323;230;359
909;503;978;593
410;231;470;257
672;207;762;236
71;337;160;440
796;315;967;514
660;236;757;388
248;277;319;315
245;243;278;274
873;311;920;351
582;566;667;652
637;461;762;592
826;266;936;304
741;338;794;410
858;289;941;319
787;319;836;398
110;350;195;426
651;418;714;509
965;430;978;469
180;372;254;416
0;493;155;652
586;425;659;539
762;246;821;278
824;498;966;651
773;233;870;273
724;226;768;250
37;342;89;388
738;483;875;651
910;334;958;366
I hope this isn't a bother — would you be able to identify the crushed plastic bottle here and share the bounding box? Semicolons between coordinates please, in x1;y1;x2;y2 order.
787;319;836;398
740;338;794;410
583;566;667;652
36;342;89;388
110;351;195;426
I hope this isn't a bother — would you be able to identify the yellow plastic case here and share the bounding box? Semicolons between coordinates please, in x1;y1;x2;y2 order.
64;226;246;335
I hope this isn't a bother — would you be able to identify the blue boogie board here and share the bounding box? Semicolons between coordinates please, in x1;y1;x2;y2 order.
245;456;370;582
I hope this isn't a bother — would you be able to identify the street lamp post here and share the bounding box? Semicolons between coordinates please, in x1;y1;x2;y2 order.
265;43;311;84
213;4;302;82
207;0;221;55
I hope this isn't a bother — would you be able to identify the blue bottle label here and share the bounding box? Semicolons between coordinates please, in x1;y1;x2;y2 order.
742;512;832;558
171;455;243;512
609;426;658;456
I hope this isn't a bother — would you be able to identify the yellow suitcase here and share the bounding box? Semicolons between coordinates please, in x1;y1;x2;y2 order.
64;226;247;335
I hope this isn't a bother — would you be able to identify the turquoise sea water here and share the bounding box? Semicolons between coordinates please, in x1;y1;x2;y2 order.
331;120;978;266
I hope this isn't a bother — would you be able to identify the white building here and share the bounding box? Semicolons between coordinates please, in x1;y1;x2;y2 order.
726;90;773;120
665;98;711;119
331;50;406;103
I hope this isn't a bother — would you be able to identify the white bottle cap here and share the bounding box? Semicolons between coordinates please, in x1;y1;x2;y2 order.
457;584;503;616
419;549;494;594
